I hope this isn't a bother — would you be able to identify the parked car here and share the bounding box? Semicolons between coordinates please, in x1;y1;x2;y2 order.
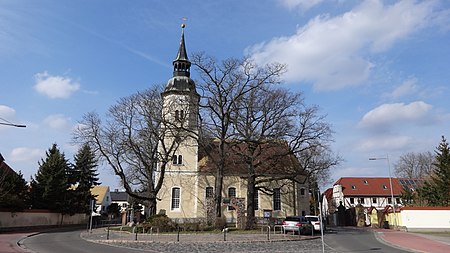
305;215;321;231
282;216;312;235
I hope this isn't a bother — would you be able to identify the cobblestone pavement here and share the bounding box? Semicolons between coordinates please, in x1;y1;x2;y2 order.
81;229;337;253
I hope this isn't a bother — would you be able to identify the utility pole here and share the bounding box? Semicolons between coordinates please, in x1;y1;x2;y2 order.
369;155;397;229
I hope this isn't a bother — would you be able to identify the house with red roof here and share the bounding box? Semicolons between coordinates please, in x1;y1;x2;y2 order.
331;177;424;210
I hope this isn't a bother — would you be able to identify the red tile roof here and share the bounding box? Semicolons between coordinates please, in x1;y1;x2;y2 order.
333;177;424;197
323;188;333;200
198;140;300;176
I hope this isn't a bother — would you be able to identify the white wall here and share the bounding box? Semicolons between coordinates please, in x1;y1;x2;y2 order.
400;209;450;232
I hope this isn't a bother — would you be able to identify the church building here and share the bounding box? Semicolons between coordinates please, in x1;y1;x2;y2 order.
156;25;310;225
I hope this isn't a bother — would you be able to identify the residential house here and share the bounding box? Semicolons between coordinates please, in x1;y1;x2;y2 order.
90;185;111;216
330;177;424;210
110;189;129;213
156;25;310;225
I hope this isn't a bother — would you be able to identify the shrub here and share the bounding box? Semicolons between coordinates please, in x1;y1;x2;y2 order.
178;218;214;231
143;214;178;232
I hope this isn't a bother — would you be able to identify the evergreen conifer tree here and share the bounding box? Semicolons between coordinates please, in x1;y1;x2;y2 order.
31;144;71;212
0;170;29;210
71;143;100;214
419;136;450;206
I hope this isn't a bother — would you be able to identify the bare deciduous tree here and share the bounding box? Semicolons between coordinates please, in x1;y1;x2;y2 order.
73;86;184;215
231;85;340;228
192;53;340;228
191;53;286;223
394;151;435;178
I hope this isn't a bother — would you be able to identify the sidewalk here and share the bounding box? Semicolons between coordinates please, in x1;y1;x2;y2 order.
0;231;34;253
374;229;450;253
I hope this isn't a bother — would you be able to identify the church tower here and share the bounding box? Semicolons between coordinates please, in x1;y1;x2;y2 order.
161;23;200;173
158;24;201;219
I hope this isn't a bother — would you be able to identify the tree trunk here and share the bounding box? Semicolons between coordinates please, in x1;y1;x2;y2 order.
245;174;256;229
214;163;224;229
147;198;157;216
213;140;226;228
214;170;224;218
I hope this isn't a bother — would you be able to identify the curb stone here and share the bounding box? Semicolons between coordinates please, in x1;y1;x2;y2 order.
373;230;423;253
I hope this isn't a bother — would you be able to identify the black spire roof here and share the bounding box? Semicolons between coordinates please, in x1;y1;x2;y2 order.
172;24;191;78
163;24;197;95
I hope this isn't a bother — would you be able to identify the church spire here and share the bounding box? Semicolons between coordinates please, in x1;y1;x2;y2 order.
163;23;198;95
173;23;191;78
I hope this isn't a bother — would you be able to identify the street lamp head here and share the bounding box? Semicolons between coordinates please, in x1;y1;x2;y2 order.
369;157;387;160
0;122;26;128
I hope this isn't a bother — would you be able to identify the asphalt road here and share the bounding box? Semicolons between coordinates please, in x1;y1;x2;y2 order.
324;227;411;253
21;229;149;253
20;227;412;253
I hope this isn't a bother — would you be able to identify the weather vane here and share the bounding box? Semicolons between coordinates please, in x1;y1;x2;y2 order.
181;17;187;28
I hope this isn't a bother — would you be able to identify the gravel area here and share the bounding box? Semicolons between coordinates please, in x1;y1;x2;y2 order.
81;228;338;253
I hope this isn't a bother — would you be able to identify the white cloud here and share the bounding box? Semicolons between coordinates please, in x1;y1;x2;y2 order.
357;135;413;152
10;147;43;163
34;71;80;99
384;78;419;99
247;0;438;90
357;101;433;130
0;105;16;118
43;114;71;129
280;0;324;11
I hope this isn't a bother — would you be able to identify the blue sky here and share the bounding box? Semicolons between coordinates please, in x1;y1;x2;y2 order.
1;0;449;190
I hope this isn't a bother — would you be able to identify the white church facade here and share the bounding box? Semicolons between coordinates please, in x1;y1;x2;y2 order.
156;26;310;224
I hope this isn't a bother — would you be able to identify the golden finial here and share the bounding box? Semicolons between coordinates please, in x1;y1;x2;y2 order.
181;17;187;28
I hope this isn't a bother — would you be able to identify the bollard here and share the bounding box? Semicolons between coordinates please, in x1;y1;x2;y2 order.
135;226;138;241
267;226;270;241
107;225;110;240
177;226;180;242
223;227;228;241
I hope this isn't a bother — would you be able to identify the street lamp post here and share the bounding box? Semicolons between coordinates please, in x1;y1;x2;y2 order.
369;155;397;229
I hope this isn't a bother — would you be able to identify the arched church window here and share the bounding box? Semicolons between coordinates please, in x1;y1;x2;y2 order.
273;188;281;211
171;187;180;210
205;187;214;198
254;191;259;211
228;187;236;211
